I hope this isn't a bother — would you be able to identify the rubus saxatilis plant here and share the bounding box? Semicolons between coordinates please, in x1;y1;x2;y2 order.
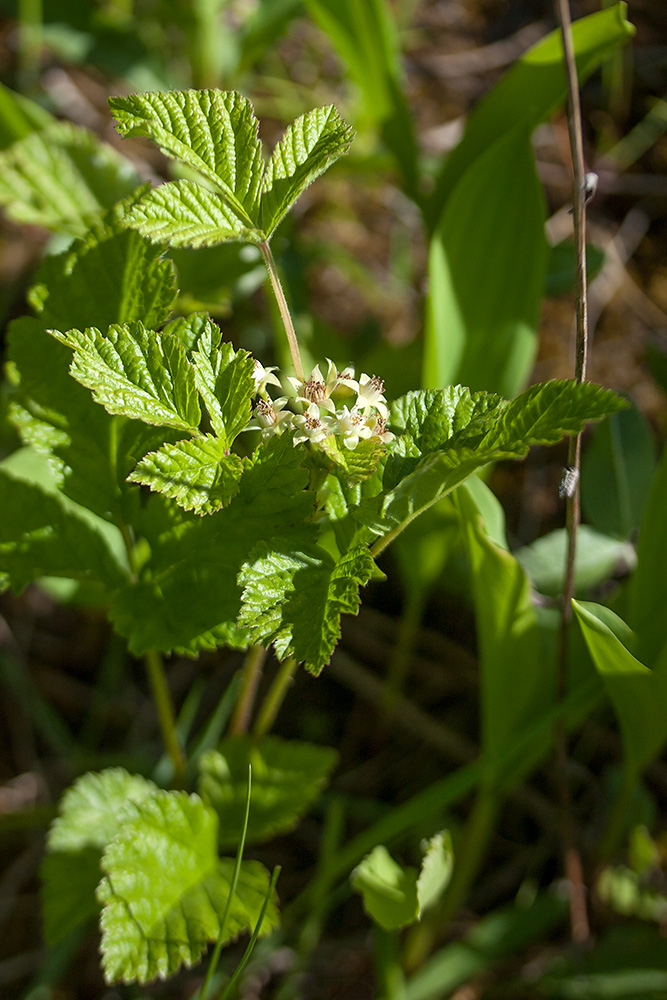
0;89;626;988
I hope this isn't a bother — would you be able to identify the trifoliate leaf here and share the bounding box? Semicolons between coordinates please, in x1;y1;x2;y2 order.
97;790;278;984
0;120;140;234
238;540;375;673
52;322;201;433
351;846;419;931
198;737;338;848
318;435;386;484
123;178;261;248
110;434;314;654
261;104;355;237
42;769;158;946
191;335;255;446
129;436;243;514
109;89;264;227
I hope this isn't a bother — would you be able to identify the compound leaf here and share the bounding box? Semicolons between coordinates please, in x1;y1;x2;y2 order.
130;436;244;514
97;790;278;984
191;333;255;446
198;737;338;848
238;541;374;673
53;322;201;433
261;104;355;237
109;89;264;227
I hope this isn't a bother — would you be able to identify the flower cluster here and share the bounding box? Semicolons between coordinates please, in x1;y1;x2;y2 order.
246;359;394;451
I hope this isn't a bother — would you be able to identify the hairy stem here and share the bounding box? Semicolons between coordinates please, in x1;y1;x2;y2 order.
260;241;305;382
144;648;186;789
252;657;298;741
228;645;267;735
554;0;591;945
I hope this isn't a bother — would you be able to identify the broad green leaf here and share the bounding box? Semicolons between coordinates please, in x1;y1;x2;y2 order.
390;385;503;455
109;89;264;227
42;769;158;945
573;601;667;776
0;82;52;150
97;791;278;984
581;402;656;539
261;105;355;237
351;845;419;931
238;540;375;673
110;434;313;654
164;311;218;351
416;832;454;914
129;436;244;514
427;5;635;226
0;120;140;235
122;178;259;248
0;463;127;594
190;333;255;446
629;442;667;666
424;128;547;397
52;322;201;433
198;736;338;848
515;526;636;597
319;434;386;484
304;0;419;197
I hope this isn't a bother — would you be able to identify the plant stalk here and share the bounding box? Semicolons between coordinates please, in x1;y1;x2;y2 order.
260;241;305;382
252;656;298;741
228;645;267;735
144;648;186;788
554;0;591;945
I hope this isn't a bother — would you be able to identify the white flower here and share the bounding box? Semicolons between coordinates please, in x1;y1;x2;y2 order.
246;396;292;439
292;402;332;445
356;373;388;419
335;405;373;450
252;360;282;396
287;359;350;413
366;412;394;444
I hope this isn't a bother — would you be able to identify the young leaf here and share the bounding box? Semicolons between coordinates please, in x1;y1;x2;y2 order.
238;541;375;674
318;435;386;484
109;89;264;227
190;334;255;447
417;832;454;914
351;845;419;931
199;737;338;849
261;104;355;237
129;436;244;514
0;120;140;235
42;769;159;946
97;790;278;984
52;322;201;433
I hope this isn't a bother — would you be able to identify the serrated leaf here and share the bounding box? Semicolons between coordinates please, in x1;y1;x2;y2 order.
42;769;158;946
130;436;243;513
318;435;386;484
110;434;314;654
417;831;454;913
351;845;419;931
0;120;140;234
53;322;201;433
97;791;278;984
123;178;260;248
191;335;255;446
109;89;264;226
261;104;355;237
390;386;503;455
238;541;374;673
198;737;338;848
164;311;217;350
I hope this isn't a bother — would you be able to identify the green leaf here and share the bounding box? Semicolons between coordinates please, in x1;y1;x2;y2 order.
261;104;355;237
573;601;667;776
515;526;636;598
427;4;635;227
424;128;547;397
42;769;158;946
198;736;338;848
52;322;201;433
190;331;255;446
109;89;264;227
0;120;140;235
129;436;244;514
351;845;419;931
97;790;278;984
416;832;454;914
390;386;503;455
0;81;53;150
110;434;314;654
122;178;258;248
238;541;375;673
319;434;386;484
581;402;656;539
629;443;667;665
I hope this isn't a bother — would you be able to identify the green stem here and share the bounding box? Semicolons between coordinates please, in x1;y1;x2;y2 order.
228;645;267;736
260;241;305;382
252;657;298;740
375;928;406;1000
144;648;186;788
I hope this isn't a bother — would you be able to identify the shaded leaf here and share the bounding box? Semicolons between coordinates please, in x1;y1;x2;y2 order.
351;845;419;931
191;333;255;446
130;436;243;514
